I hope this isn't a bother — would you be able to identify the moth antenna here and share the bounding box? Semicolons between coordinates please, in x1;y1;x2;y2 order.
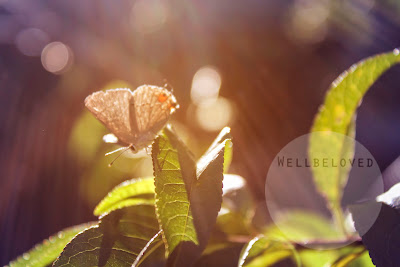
163;79;174;92
105;146;128;156
163;79;168;88
107;144;134;167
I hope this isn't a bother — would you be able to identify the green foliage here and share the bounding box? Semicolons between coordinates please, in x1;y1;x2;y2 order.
203;127;233;173
11;49;400;267
8;222;96;267
263;210;341;243
53;205;163;267
348;251;375;267
309;49;400;231
331;247;367;267
152;125;229;266
94;177;155;216
194;242;245;267
238;235;299;267
217;209;251;236
299;245;374;267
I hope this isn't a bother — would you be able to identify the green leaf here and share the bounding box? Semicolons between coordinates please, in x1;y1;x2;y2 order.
299;245;369;267
152;126;198;261
300;249;338;267
94;177;155;216
152;126;228;266
347;251;375;267
217;209;251;236
8;222;96;267
238;235;299;267
311;49;400;134
309;48;400;230
194;243;245;267
224;141;233;173
263;210;342;244
331;246;367;267
132;231;164;267
202;127;233;173
53;205;164;267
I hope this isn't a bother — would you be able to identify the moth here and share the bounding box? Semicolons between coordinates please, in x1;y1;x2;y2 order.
84;85;179;164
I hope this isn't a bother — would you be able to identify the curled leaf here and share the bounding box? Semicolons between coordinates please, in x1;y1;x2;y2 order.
94;177;155;216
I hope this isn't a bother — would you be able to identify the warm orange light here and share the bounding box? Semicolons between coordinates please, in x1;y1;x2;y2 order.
130;0;168;34
191;66;222;105
284;0;329;44
195;97;234;132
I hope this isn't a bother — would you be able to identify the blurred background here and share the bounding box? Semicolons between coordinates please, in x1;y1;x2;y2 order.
2;0;400;264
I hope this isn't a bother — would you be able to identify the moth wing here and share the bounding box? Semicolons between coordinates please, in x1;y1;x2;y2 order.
132;85;172;135
84;89;137;145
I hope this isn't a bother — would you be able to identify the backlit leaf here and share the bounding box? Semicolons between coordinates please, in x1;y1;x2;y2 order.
238;235;299;267
94;177;155;216
309;49;400;228
194;242;244;267
8;222;95;267
263;210;341;245
299;245;371;267
53;205;163;267
202;127;233;173
152;125;228;266
331;246;366;267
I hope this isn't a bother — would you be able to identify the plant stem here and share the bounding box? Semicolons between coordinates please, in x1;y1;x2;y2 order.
332;202;347;237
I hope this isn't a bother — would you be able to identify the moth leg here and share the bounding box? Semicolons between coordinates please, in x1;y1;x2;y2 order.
130;144;136;152
107;144;134;167
145;146;152;155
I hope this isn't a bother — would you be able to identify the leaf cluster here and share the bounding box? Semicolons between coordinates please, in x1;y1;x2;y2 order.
8;48;400;267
